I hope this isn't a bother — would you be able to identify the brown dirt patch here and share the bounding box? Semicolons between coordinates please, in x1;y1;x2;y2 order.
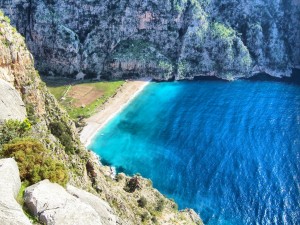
68;85;104;107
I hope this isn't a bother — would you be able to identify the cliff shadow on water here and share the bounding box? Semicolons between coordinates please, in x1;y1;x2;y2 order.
246;69;300;85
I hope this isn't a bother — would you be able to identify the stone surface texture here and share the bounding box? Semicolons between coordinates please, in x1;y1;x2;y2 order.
66;185;117;225
0;158;32;225
0;79;26;122
24;180;103;225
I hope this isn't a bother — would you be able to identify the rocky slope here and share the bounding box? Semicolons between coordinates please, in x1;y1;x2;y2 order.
0;11;202;225
0;0;299;80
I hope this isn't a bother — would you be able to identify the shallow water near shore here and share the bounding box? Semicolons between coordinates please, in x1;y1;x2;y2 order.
89;75;300;225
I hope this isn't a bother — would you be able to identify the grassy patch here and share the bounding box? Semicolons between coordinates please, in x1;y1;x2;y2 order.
43;77;124;119
48;85;69;100
43;77;73;100
17;182;40;223
17;181;28;206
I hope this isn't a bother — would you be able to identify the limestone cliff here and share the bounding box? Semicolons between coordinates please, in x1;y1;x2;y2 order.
0;0;299;80
0;11;202;225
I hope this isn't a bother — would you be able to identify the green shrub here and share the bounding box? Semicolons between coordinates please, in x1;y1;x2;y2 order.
156;198;165;212
0;119;31;146
151;216;158;224
0;138;68;186
137;196;147;208
172;202;178;210
3;15;10;24
49;121;77;154
115;173;124;182
26;104;38;124
212;22;235;39
0;11;11;24
140;212;149;222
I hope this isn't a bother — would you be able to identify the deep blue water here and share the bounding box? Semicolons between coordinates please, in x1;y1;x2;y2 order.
89;76;300;225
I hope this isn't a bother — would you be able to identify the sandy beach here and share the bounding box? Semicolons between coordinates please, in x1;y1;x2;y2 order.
80;77;152;147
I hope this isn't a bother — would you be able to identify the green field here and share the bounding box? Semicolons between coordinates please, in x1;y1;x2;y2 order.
43;77;124;119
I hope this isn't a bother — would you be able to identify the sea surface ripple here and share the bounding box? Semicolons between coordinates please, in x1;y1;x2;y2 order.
89;75;300;225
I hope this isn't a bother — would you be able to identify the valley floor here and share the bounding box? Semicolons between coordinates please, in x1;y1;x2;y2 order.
44;77;125;119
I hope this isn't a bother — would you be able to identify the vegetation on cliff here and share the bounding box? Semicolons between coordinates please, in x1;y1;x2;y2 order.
0;10;203;224
0;119;31;145
1;0;298;80
1;137;68;186
0;6;87;191
0;119;68;186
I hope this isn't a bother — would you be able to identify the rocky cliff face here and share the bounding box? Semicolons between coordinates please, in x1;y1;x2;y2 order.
0;11;202;225
1;0;299;80
0;9;87;182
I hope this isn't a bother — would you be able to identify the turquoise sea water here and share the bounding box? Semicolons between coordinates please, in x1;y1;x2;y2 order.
89;75;300;225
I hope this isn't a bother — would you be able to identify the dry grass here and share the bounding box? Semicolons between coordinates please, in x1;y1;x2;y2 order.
68;85;104;107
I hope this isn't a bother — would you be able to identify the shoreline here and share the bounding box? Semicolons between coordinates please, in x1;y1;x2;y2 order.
80;77;152;147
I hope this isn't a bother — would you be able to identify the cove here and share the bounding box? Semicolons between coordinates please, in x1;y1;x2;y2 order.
89;75;300;225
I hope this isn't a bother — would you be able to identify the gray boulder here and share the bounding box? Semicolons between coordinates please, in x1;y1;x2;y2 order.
0;79;26;123
66;185;117;225
0;158;32;225
24;180;103;225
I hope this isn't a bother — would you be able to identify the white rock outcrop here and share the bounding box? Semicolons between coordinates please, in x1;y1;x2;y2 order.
24;180;103;225
0;158;32;225
0;79;26;122
66;185;117;225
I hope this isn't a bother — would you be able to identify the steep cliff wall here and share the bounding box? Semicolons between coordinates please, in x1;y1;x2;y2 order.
0;9;86;177
202;0;300;77
1;0;299;80
0;11;202;225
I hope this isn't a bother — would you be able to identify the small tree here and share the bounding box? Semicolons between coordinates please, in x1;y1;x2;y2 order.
156;198;165;212
0;119;31;145
140;212;149;222
137;196;147;208
0;138;68;186
151;217;158;224
49;121;77;154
